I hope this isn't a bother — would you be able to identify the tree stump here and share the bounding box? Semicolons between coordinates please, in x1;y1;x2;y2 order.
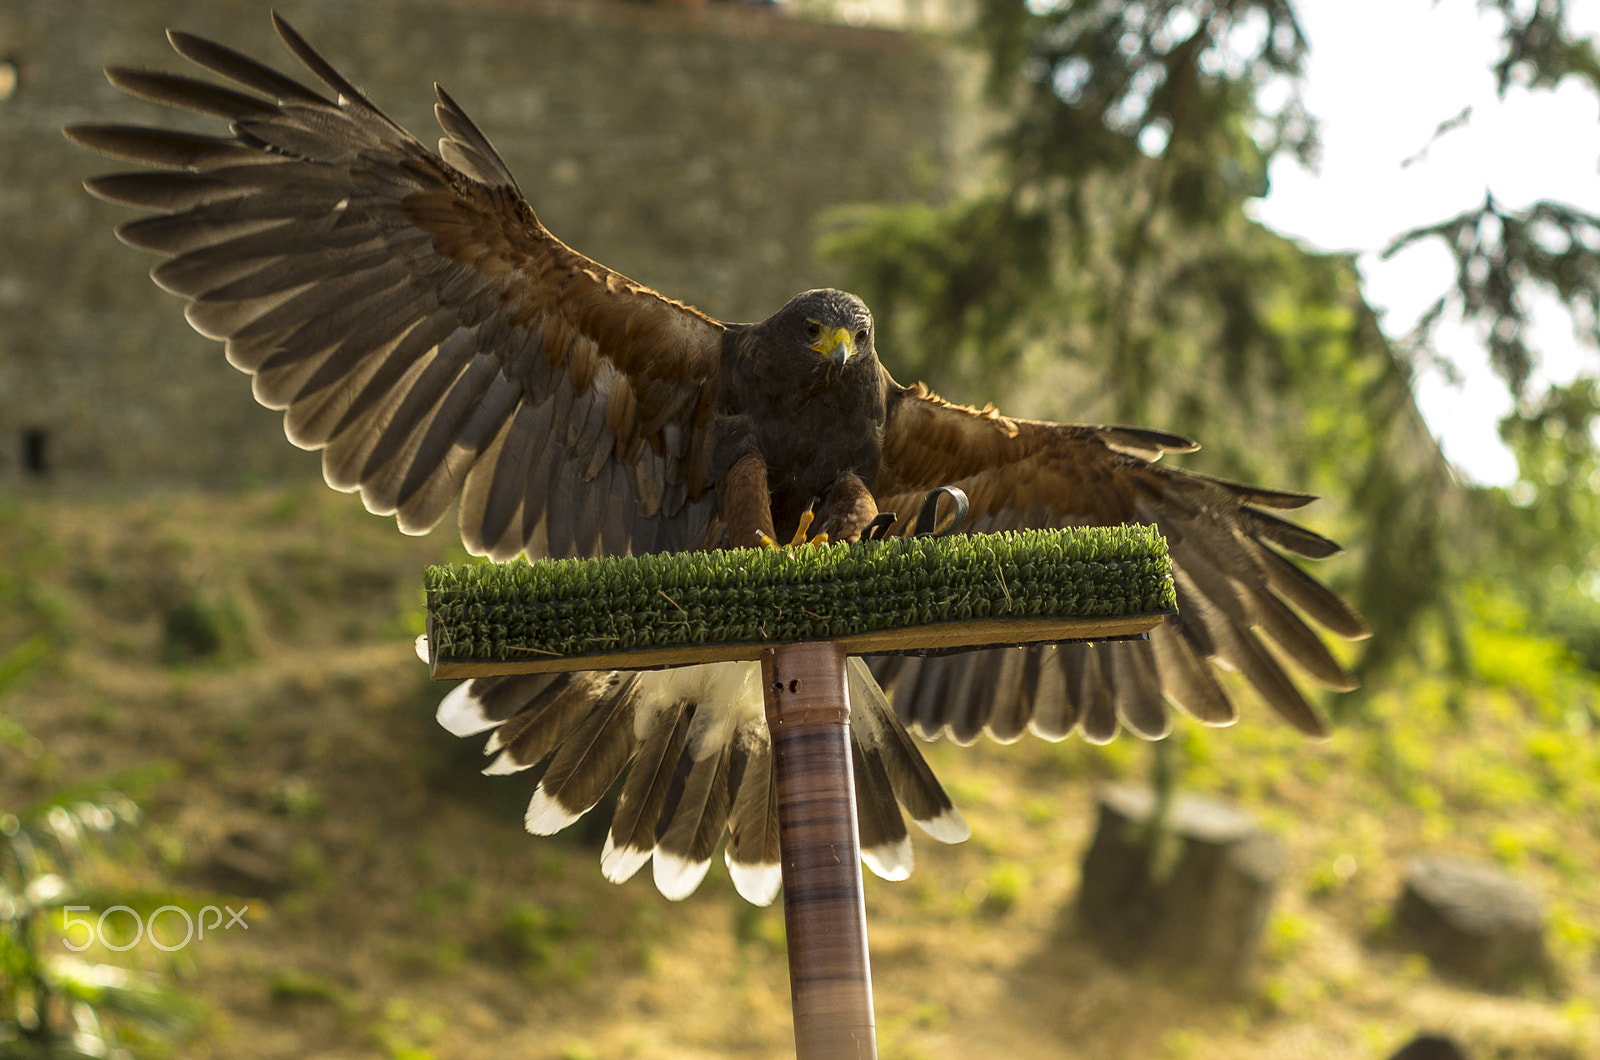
1386;1034;1470;1060
1076;781;1283;994
1395;855;1551;992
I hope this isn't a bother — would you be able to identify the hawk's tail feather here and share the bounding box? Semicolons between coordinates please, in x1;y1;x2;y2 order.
1102;641;1171;740
974;648;1030;744
435;671;559;734
725;856;783;908
1149;623;1237;726
724;730;781;905
875;639;1195;749
851;739;913;881
436;679;503;737
601;697;693;883
438;659;967;903
481;671;609;775
847;658;971;846
1023;646;1077;741
523;675;638;834
651;739;732;901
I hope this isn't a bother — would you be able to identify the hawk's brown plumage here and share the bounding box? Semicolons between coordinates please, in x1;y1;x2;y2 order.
67;15;1369;904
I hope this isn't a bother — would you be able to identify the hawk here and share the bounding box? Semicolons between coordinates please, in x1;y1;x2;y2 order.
67;15;1370;906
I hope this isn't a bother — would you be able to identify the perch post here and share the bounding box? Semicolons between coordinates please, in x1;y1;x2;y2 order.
423;527;1176;1056
762;640;876;1059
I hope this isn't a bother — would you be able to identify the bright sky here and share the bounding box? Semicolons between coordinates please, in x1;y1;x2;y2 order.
1252;0;1600;486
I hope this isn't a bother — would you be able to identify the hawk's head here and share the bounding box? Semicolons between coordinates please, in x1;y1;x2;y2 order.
771;289;876;371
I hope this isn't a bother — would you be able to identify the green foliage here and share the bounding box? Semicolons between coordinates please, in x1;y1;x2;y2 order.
829;0;1600;685
824;194;1058;386
371;998;443;1060
983;0;1315;195
267;969;343;1006
1;639;204;1059
1386;196;1600;400
267;776;324;821
1;660;200;1057
158;596;240;666
1377;7;1600;661
0;639;49;757
497;900;594;983
732;899;785;953
1457;379;1600;670
1481;0;1600;97
977;862;1028;916
0;505;72;650
835;0;1325;405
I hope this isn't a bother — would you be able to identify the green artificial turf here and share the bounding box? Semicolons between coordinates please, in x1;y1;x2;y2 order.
424;526;1175;664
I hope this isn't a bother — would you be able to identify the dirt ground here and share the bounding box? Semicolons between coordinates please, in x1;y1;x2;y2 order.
2;486;1595;1059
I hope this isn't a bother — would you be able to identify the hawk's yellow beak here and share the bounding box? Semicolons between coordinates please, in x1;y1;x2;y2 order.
809;325;854;367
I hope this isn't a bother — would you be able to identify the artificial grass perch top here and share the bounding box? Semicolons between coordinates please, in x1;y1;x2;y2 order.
424;526;1177;676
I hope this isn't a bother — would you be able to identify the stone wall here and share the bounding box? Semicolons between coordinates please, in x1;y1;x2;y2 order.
0;0;958;487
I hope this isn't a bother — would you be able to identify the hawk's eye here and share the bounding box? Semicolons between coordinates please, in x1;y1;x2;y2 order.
804;321;821;340
855;328;868;344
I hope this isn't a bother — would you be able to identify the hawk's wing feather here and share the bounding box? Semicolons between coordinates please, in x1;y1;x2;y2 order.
874;384;1370;742
66;16;724;561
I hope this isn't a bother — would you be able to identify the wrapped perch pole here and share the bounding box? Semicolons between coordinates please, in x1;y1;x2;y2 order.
424;526;1177;1059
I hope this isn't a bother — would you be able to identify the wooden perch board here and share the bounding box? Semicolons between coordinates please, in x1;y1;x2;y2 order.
423;526;1176;678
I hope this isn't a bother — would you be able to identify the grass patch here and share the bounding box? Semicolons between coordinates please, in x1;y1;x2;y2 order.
425;525;1175;663
1;488;1597;1060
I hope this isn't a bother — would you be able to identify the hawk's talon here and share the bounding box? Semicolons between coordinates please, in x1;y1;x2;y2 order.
788;506;817;546
863;512;898;541
754;506;831;550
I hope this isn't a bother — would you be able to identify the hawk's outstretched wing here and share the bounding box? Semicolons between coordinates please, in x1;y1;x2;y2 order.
872;384;1371;745
66;13;724;561
67;16;962;904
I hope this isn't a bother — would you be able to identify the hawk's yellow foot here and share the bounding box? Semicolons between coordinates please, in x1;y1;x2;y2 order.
755;505;830;549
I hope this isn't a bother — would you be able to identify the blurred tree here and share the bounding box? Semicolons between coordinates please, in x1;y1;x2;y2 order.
826;0;1600;685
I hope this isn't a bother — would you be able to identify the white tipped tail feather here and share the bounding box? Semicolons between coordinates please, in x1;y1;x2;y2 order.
725;852;783;907
435;680;501;737
434;658;967;902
